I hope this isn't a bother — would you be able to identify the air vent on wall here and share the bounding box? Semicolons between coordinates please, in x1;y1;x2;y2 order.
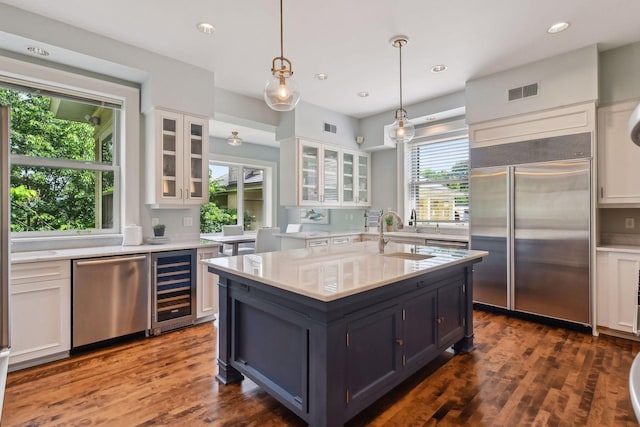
508;82;539;101
324;122;337;134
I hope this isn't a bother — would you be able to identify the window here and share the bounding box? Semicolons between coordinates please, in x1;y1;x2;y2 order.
200;158;274;233
1;83;121;235
406;124;469;225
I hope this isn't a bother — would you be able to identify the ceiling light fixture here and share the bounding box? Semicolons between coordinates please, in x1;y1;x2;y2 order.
357;91;370;98
264;0;300;111
227;131;243;146
196;22;215;34
388;36;415;144
431;64;447;73
27;46;49;56
547;21;570;34
315;73;328;80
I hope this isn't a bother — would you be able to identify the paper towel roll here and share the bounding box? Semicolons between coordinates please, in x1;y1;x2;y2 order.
122;225;143;245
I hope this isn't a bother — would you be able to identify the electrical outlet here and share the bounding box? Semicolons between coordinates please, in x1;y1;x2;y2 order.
183;217;193;227
151;217;159;226
626;218;635;229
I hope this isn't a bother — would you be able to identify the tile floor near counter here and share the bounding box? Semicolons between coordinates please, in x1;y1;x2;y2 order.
2;310;637;426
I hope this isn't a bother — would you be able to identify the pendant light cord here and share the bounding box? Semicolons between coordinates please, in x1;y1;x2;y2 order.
279;0;284;60
399;41;404;113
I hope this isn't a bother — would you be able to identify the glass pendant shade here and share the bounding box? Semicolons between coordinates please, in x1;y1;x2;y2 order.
227;131;242;146
264;72;301;111
389;109;415;143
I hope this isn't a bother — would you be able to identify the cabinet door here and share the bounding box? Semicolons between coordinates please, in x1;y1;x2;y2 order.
356;153;371;206
299;141;321;205
598;100;640;204
183;116;208;204
437;280;465;348
403;290;437;369
342;151;356;205
599;251;640;333
346;305;402;408
158;110;184;203
10;261;70;366
322;146;340;205
197;248;219;319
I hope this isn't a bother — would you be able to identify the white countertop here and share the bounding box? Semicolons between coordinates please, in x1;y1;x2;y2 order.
278;230;469;242
275;231;362;240
596;245;640;254
11;240;221;264
202;241;487;302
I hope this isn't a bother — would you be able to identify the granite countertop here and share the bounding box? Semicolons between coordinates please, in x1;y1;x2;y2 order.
202;241;487;302
11;240;221;264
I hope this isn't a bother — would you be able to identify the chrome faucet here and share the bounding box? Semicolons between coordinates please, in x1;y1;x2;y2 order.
379;210;404;253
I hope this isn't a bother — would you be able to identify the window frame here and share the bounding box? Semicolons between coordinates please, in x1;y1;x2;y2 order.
0;54;140;242
399;117;469;225
206;154;277;229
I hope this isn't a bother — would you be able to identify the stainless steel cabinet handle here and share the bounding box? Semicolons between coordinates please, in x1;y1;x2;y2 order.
185;188;190;199
180;188;183;199
75;255;148;266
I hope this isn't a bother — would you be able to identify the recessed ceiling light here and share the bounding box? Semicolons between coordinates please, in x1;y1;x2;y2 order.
357;91;369;98
27;46;49;56
547;21;570;34
315;73;328;80
196;22;215;34
431;64;447;73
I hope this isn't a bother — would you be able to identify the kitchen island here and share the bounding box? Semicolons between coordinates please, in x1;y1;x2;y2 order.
203;241;487;427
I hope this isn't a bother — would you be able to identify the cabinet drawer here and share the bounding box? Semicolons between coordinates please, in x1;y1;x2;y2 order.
307;239;330;248
332;237;351;245
11;260;70;285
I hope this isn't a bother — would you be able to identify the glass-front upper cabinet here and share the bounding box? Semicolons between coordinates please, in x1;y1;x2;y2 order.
184;117;206;202
147;109;208;207
342;151;355;205
300;142;320;204
342;150;370;206
322;147;340;205
357;153;370;205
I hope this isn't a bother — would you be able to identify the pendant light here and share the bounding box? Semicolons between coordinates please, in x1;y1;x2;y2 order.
388;36;415;144
264;0;301;111
227;131;243;146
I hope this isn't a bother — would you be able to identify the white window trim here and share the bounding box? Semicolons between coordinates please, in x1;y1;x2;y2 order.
398;118;469;223
0;55;140;242
208;154;277;228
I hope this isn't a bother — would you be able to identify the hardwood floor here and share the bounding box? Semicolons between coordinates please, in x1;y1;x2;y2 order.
4;310;640;426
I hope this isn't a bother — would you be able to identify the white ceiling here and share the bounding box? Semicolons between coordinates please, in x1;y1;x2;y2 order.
2;0;640;143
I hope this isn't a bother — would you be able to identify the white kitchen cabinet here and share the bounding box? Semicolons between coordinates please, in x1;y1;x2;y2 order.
342;150;371;206
596;250;640;334
10;260;70;368
146;109;209;207
197;248;219;320
597;100;640;204
280;138;370;207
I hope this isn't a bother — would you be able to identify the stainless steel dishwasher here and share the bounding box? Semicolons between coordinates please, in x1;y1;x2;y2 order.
72;254;149;348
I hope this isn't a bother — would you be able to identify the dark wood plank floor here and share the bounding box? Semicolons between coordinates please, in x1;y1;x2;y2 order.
4;310;640;426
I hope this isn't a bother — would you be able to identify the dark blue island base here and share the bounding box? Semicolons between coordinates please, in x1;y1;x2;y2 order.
210;259;480;427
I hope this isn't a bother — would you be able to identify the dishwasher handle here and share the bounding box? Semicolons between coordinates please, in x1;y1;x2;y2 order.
75;255;148;266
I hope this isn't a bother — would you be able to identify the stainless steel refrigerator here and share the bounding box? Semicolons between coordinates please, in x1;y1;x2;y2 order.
470;133;591;326
0;106;10;419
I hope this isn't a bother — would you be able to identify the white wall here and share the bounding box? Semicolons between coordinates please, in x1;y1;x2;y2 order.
0;3;215;118
599;41;640;105
465;45;599;125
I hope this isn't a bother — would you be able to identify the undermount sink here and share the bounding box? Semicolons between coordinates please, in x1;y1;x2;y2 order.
383;252;434;261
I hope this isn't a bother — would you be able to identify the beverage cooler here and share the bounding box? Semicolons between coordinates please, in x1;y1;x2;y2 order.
150;249;197;335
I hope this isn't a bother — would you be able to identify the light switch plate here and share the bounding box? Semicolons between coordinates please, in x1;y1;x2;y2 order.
626;218;635;229
183;217;193;227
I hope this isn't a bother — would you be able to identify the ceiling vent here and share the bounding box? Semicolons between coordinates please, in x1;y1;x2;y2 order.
324;122;337;134
508;83;539;101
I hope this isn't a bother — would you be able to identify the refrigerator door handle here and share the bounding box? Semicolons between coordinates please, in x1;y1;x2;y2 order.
507;166;515;311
